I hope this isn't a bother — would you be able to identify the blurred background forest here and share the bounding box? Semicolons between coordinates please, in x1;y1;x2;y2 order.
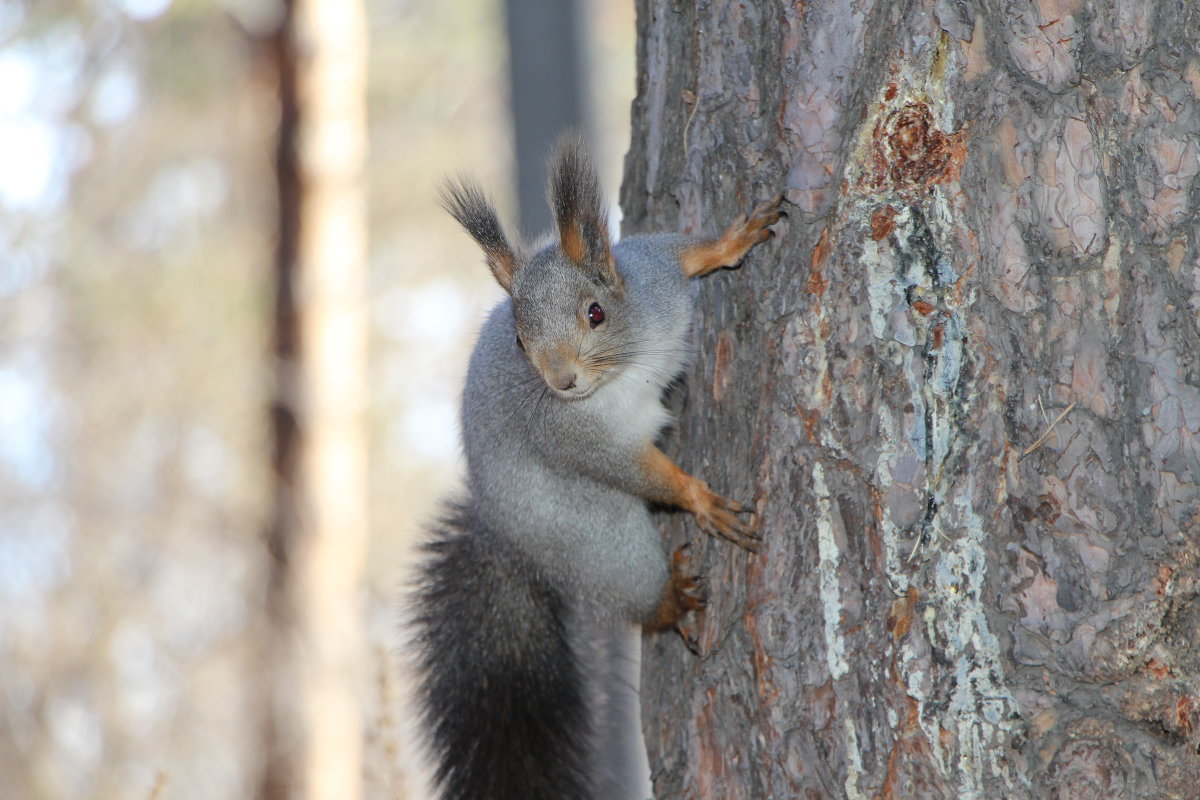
0;0;634;797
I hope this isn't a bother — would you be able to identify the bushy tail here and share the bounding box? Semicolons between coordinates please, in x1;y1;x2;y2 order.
411;502;591;800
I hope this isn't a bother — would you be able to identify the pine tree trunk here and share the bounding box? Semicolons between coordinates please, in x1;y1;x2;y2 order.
623;2;1200;798
261;1;368;798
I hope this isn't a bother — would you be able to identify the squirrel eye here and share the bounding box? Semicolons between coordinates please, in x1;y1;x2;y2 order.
587;302;605;328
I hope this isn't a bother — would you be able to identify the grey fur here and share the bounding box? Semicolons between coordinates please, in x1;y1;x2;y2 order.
466;233;699;621
588;625;653;799
414;139;713;800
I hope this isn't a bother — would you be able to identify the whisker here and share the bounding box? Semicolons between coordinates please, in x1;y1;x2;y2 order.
522;383;550;442
495;370;551;428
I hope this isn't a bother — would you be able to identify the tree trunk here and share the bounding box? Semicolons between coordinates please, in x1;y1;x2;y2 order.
505;0;589;236
261;1;368;798
623;1;1200;798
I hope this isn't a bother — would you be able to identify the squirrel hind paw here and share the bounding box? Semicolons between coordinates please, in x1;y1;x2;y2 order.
646;544;710;638
677;619;705;656
670;544;709;612
669;545;708;654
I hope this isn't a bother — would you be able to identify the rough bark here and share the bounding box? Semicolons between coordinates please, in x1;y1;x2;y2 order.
623;1;1200;798
261;1;369;798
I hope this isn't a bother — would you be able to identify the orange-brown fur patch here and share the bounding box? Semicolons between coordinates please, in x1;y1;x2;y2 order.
638;445;759;551
681;196;783;278
681;235;751;278
485;246;517;292
559;221;585;263
645;546;706;631
639;445;695;507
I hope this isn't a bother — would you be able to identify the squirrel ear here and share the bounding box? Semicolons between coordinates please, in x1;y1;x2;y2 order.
547;133;622;293
441;178;519;293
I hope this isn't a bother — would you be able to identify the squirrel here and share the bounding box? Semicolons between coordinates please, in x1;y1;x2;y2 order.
410;133;783;800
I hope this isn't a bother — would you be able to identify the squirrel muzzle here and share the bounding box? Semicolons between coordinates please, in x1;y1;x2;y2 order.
537;346;592;398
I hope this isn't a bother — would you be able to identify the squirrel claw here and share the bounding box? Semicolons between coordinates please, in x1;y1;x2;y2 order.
736;197;784;249
689;487;761;553
747;195;785;229
696;516;760;553
667;544;707;653
670;544;709;611
677;623;703;656
675;577;708;612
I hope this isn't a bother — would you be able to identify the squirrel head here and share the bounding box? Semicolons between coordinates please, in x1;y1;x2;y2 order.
443;134;628;401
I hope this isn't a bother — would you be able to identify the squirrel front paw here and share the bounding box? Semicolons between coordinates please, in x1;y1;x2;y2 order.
680;194;785;277
684;479;761;553
732;194;786;250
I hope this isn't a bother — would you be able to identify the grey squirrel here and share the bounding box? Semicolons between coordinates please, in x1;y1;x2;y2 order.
411;134;783;800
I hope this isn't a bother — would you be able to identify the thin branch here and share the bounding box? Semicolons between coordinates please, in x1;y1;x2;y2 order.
1020;400;1077;459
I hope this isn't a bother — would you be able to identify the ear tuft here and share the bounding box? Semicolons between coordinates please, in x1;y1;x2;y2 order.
547;133;621;291
440;178;519;293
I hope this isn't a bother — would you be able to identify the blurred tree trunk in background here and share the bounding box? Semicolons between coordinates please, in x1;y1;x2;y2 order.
504;0;588;236
623;1;1200;798
261;1;368;799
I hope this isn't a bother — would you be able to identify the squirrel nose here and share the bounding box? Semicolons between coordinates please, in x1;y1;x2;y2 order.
550;371;577;391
